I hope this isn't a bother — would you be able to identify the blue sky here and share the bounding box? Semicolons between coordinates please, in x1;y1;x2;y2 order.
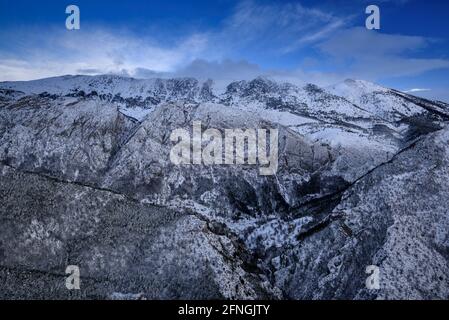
0;0;448;101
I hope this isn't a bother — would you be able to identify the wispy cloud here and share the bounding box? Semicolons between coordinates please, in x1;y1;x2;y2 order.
217;0;350;54
404;88;431;93
0;27;209;81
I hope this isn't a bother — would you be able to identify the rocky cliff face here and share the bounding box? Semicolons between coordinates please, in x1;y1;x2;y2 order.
0;75;448;299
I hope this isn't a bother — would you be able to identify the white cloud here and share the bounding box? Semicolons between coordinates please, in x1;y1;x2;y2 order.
0;27;209;81
404;88;431;93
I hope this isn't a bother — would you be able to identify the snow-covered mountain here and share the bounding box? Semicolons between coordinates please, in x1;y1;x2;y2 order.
1;75;448;299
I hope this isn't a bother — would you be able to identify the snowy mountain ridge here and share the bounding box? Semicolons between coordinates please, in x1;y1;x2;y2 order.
2;74;446;120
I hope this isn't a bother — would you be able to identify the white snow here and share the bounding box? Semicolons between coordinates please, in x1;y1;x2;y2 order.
118;106;153;121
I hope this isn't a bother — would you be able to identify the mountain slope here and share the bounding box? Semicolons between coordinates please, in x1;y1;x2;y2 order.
0;75;448;299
